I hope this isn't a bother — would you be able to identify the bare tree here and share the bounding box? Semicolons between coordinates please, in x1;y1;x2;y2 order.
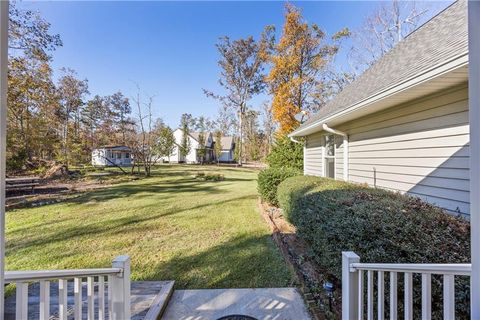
130;87;163;177
204;28;274;165
215;105;237;136
349;0;428;74
261;102;276;157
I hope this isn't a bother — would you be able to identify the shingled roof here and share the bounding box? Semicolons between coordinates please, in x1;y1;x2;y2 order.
293;0;468;133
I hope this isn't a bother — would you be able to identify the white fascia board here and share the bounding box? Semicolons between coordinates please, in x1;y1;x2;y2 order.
289;52;469;138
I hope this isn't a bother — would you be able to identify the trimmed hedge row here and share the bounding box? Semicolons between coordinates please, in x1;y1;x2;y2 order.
257;167;301;206
277;175;471;317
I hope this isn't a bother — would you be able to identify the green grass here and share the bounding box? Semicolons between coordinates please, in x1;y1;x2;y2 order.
6;165;292;289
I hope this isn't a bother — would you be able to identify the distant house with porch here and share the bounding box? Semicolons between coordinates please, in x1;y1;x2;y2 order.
92;146;133;167
163;128;235;164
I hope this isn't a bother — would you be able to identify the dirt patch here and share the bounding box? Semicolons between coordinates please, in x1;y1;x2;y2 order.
258;200;341;320
6;176;132;211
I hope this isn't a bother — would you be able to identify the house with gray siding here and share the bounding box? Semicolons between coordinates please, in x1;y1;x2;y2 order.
289;1;470;216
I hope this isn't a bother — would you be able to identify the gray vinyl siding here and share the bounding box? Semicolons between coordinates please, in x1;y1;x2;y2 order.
304;85;470;216
305;132;324;176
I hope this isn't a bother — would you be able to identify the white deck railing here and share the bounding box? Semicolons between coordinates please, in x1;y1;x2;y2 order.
342;251;471;320
5;255;131;320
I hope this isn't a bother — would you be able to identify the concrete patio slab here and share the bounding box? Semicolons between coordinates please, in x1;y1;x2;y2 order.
161;288;311;320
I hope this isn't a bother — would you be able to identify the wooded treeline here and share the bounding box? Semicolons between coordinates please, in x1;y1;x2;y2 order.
206;1;430;166
7;3;140;172
6;1;430;172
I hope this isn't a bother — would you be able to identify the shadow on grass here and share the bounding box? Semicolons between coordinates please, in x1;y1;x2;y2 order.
69;176;229;204
141;233;292;289
6;195;257;253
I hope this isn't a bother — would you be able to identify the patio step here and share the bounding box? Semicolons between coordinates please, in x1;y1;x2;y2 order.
161;288;311;320
142;281;175;320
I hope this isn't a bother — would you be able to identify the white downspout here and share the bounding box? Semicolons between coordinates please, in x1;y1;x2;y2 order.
322;124;349;182
289;136;302;144
469;1;480;318
0;1;7;317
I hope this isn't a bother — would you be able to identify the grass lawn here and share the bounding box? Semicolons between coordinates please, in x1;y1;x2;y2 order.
6;165;292;289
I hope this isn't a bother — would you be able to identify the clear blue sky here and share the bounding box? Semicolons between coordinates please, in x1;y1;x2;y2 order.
18;1;450;128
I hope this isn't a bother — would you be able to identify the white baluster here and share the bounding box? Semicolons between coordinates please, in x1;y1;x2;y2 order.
39;280;50;320
378;271;384;320
367;270;374;320
421;274;432;320
359;270;364;320
15;282;28;320
404;273;413;320
58;279;68;320
99;276;105;320
443;274;455;320
87;276;94;320
390;272;397;320
74;277;82;320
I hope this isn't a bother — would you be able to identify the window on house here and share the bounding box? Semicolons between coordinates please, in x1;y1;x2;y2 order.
125;153;130;159
324;135;335;179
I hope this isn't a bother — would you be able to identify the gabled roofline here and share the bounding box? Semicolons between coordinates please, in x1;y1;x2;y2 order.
289;51;468;137
174;128;212;143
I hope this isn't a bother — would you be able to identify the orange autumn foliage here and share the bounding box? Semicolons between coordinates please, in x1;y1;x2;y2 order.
266;4;338;136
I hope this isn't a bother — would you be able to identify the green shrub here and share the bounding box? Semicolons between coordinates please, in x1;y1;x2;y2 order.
266;137;303;170
277;175;470;317
194;172;225;181
257;167;300;206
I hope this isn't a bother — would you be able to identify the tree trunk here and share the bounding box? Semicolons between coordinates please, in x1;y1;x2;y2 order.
238;107;244;166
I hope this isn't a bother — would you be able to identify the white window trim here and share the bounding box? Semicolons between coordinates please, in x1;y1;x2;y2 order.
323;134;336;179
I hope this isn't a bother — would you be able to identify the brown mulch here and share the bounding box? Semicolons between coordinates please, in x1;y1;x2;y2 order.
258;200;341;320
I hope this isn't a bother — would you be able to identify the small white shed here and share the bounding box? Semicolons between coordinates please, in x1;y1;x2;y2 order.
92;146;133;167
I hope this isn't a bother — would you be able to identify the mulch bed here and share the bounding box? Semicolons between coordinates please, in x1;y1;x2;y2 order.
258;200;341;320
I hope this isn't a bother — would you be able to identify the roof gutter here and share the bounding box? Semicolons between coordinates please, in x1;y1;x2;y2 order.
322;124;349;182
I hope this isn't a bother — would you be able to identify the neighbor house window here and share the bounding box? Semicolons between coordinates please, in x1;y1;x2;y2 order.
324;135;335;179
125;153;130;159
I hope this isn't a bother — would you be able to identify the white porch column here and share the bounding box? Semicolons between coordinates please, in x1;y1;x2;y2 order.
0;1;8;318
342;251;360;320
110;255;131;320
469;1;480;319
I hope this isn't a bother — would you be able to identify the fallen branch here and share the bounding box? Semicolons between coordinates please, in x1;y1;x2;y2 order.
100;156;129;174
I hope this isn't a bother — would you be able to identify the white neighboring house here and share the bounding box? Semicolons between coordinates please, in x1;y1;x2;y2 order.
163;128;236;163
164;129;213;163
92;146;133;167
